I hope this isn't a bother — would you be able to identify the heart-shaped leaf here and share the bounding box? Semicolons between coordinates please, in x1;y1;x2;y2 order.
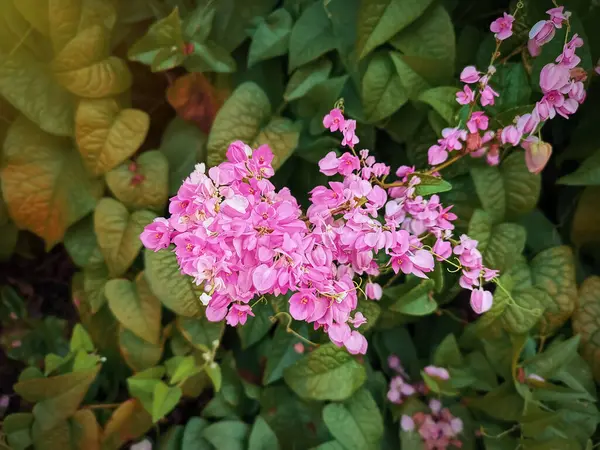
105;273;162;345
94;198;155;277
119;326;163;372
1;117;101;249
572;276;600;381
248;8;292;68
75;99;150;176
106;151;169;213
64;215;99;267
144;248;202;317
152;381;182;423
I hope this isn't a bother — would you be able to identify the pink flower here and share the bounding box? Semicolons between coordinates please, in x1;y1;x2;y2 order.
337;152;360;176
525;141;552;174
289;291;318;321
365;282;382;300
535;99;555;120
470;288;493;314
460;66;480;84
388;355;401;370
490;13;514;40
401;415;415;432
528;39;541;57
318;151;340;176
226;304;254;326
500;125;522;146
428;145;448;165
556;98;579;118
529;20;556;46
424;365;450;380
440;127;467;151
345;330;368;354
480;85;499;106
516;111;540;135
341;120;359;147
432;238;452;261
140;218;172;251
467;111;489;134
547;6;570;28
226;140;251;163
323;108;345;132
252;264;276;293
595;60;600;75
349;312;367;328
539;63;570;93
456;85;475;105
293;342;305;354
487;144;500;166
328;322;351;347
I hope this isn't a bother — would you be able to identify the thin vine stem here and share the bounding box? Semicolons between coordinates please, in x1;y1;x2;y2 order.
270;312;319;347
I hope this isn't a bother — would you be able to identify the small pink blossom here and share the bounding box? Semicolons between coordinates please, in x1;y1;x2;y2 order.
516;111;540;135
226;304;254;326
140;218;172;251
467;111;489;134
529;20;556;46
401;415;415;432
539;63;570;93
424;365;450;380
546;6;570;28
432;238;452;261
318;151;340;176
388;355;401;370
470;288;493;314
480;85;499;106
500;125;522;146
525;141;552;174
293;342;305;354
365;282;382;300
528;39;541;57
323;108;345;132
337;152;360;176
341;120;359;147
456;85;475;105
490;13;514;40
345;330;368;355
349;312;367;328
428;145;448;165
460;66;480;84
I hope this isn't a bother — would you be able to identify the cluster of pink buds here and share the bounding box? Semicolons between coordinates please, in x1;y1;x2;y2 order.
141;104;498;354
430;5;586;175
401;400;464;450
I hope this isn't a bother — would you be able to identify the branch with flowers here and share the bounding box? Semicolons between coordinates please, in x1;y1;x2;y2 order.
141;4;588;363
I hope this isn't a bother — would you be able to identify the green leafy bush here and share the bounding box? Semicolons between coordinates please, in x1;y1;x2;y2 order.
1;0;600;449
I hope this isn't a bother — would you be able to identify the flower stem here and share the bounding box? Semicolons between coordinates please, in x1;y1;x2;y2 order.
270;312;319;347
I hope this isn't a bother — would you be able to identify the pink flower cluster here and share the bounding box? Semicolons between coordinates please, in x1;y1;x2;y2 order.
141;106;497;354
431;5;585;175
401;400;464;450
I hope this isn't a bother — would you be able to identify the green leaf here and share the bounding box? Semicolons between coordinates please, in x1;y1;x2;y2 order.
525;336;581;379
205;363;222;392
558;149;600;186
94;198;155;277
202;420;250;450
572;276;600;382
248;416;280;450
3;413;33;450
417;86;459;124
119;326;163;372
468;209;527;272
64;215;99;267
82;255;110;313
128;377;160;413
531;246;577;337
288;2;336;71
184;40;237;73
70;324;94;353
433;333;463;368
389;52;430;100
356;0;434;60
469;382;524;421
101;399;153;450
105;273;162;345
283;343;366;401
51;26;132;98
354;298;381;332
487;64;531;114
23;366;100;431
128;8;186;72
152;381;182;423
386;278;437;316
361;52;408;123
389;4;455;84
284;59;333;102
413;174;452;196
207;82;270;167
471;152;541;223
1;116;100;249
177;316;224;352
248;9;293;68
322;389;384;450
0;50;76;136
75;98;150;176
106;151;169;213
144;248;202;317
263;323;307;385
182;417;212;450
160;117;207;195
238;302;274;349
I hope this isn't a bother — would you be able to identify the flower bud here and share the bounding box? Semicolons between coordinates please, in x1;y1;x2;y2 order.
525;141;552;174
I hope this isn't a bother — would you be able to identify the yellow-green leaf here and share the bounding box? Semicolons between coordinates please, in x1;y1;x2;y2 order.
144;248;202;317
101;399;153;450
207;82;271;167
531;246;577;337
71;409;101;450
151;382;182;423
572;276;600;382
94;198;156;277
119;326;163;372
106;151;169;212
75;99;150;176
105;273;162;345
177;316;224;353
252;117;301;170
1;117;101;249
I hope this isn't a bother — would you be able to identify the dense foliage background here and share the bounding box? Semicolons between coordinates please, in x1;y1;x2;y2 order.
1;0;600;448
